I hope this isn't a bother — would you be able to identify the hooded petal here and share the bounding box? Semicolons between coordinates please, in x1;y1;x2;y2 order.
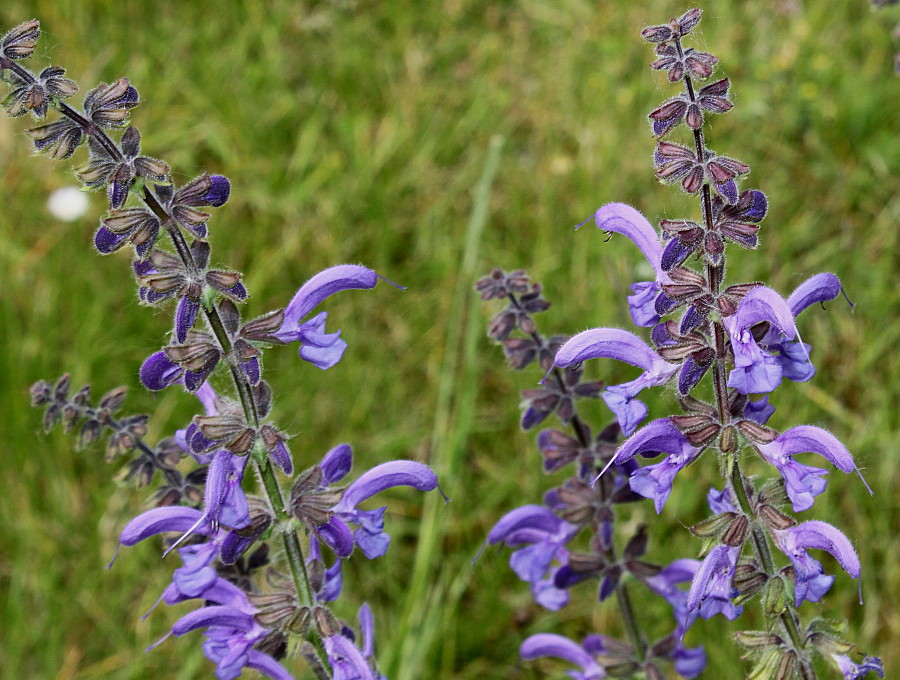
332;461;437;514
320;444;353;485
786;273;842;317
280;265;378;328
613;418;701;466
592;203;666;280
728;286;797;340
245;650;295;680
171;605;254;635
520;633;605;680
318;516;355;558
487;505;566;545
119;506;207;546
686;544;743;620
779;520;860;578
358;603;376;658
139;351;183;391
555;328;671;375
758;426;855;474
324;634;376;680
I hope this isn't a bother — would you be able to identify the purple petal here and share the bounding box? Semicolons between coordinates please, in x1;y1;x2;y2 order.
786;273;842;317
742;190;768;222
687;544;742;620
324;634;376;680
729;286;797;340
317;557;344;602
241;356;261;386
520;634;604;680
320;444;353;485
119;506;207;546
281;265;378;327
269;440;293;475
171;605;254;635
592;203;666;278
744;396;775;424
358;603;376;658
318;517;355;558
555;327;671;374
678;354;711;395
203;174;231;207
139;351;183;391
715;179;738;204
630;445;703;513
613;418;701;465
487;505;564;545
757;426;855;474
781;520;860;578
661;237;694;271
332;460;437;513
94;226;129;254
174;296;199;344
628;281;662;327
245;650;295;680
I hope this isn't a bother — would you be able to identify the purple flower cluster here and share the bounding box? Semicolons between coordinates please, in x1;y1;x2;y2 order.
485;7;881;679
7;19;438;679
480;268;706;678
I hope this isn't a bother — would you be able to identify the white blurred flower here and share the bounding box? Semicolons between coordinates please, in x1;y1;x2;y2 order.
47;186;90;221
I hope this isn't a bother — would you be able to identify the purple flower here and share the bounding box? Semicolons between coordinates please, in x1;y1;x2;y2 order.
324;631;376;680
304;446;438;559
274;265;381;370
831;653;884;679
554;328;677;435
170;577;293;680
606;419;703;512
686;544;744;620
139;350;184;391
772;520;860;606
755;426;857;512
585;203;672;327
520;633;606;680
644;558;702;632
762;273;848;384
487;504;578;610
724;286;798;394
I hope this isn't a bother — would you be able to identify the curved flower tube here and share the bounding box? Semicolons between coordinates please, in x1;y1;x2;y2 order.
772;520;860;606
600;419;702;513
324;632;376;680
755;425;856;512
724;286;797;394
274;264;380;369
587;203;672;327
330;459;438;559
487;504;579;610
686;544;743;620
758;273;848;384
555;328;677;435
520;633;607;680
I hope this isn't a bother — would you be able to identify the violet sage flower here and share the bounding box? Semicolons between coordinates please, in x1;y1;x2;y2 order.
754;425;858;512
686;544;744;621
554;328;677;435
772;520;860;607
487;504;578;610
273;264;382;370
520;633;607;680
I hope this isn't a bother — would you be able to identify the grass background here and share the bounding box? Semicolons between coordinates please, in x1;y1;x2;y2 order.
0;1;897;678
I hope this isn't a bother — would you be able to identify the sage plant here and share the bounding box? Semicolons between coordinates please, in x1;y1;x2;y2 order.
479;269;707;679
521;8;881;679
5;19;438;680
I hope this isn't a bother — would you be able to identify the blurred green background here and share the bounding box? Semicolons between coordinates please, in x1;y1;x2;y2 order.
0;1;897;678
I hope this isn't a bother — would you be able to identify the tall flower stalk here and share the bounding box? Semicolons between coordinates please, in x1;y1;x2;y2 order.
5;19;438;680
539;9;881;679
479;269;706;679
